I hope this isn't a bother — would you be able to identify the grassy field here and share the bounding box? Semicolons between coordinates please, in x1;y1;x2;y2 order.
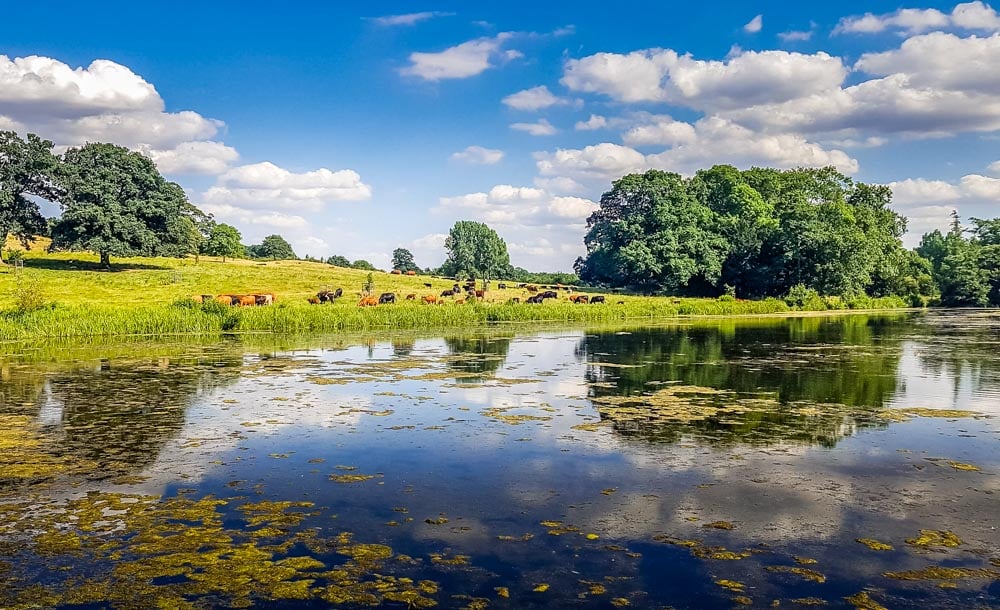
0;236;909;341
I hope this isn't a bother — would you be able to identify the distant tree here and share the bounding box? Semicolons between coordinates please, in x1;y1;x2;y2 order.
441;220;510;289
351;259;376;271
204;223;244;262
253;234;297;260
326;254;351;267
0;132;60;262
391;247;419;273
576;170;726;293
52;143;201;267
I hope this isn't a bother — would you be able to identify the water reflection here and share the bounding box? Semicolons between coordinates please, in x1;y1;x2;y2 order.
576;315;912;447
0;312;998;610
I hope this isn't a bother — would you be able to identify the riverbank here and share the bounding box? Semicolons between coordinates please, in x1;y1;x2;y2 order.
0;246;908;341
0;296;910;342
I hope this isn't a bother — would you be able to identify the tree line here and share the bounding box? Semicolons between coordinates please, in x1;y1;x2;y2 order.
575;166;938;304
3;130;999;306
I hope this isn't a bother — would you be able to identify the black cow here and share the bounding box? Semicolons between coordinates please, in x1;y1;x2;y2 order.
540;290;558;300
498;283;507;290
378;292;396;304
526;294;545;304
440;289;454;297
424;283;433;288
517;283;527;288
590;295;606;304
452;284;461;293
317;288;342;303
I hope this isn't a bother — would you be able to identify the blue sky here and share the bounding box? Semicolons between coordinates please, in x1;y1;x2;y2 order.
3;1;1000;270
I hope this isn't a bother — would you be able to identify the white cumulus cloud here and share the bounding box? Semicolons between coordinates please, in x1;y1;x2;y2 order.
575;114;608;131
400;33;517;81
203;161;372;211
450;145;505;165
510;118;557;136
502;85;567;110
835;2;1000;35
744;15;763;34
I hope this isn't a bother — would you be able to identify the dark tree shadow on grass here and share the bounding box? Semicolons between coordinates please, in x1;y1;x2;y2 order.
21;258;170;272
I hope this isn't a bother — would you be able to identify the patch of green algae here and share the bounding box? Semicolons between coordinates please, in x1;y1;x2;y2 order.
856;538;893;551
905;529;962;548
883;566;1000;581
844;591;888;610
0;491;446;609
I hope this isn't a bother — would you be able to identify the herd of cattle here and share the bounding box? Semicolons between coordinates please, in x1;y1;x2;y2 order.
192;293;275;306
193;283;614;308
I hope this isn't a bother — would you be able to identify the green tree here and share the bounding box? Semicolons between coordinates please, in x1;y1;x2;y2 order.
441;220;510;289
576;170;726;293
0;132;60;262
391;247;419;273
51;143;201;267
250;234;296;260
351;259;376;271
326;254;351;267
204;223;244;262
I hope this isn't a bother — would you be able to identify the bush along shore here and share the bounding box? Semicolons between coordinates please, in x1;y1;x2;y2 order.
0;294;909;341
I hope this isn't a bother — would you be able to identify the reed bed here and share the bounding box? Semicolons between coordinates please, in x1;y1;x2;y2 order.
0;295;908;342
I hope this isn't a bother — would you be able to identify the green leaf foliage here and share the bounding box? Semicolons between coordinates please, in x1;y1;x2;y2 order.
0;132;60;261
248;234;297;261
205;224;244;262
440;221;510;286
391;248;419;273
576;166;928;300
51;143;201;267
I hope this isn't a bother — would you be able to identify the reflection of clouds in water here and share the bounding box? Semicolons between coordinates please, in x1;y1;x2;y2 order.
891;342;1000;424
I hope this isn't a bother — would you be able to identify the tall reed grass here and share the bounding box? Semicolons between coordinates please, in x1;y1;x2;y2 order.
0;295;908;342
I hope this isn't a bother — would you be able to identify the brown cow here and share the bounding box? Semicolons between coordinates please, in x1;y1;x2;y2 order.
391;269;402;275
406;270;416;276
454;297;466;305
422;295;438;304
475;290;485;299
358;296;378;307
570;294;589;304
526;285;538;293
405;293;416;300
308;296;321;304
238;295;256;307
191;295;204;303
216;294;238;305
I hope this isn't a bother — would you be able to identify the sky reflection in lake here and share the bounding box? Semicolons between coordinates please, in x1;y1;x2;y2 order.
1;311;998;609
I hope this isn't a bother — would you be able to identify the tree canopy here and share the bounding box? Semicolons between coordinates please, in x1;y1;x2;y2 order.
326;254;351;267
248;234;296;260
0;132;60;261
204;223;244;262
576;166;928;301
391;247;419;273
351;259;377;271
51;143;201;267
440;221;510;287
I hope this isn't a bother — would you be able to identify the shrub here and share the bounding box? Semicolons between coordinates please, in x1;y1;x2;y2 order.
717;294;736;302
4;249;25;264
783;284;827;310
11;270;47;312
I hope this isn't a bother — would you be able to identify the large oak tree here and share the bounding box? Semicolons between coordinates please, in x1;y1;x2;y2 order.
52;143;201;267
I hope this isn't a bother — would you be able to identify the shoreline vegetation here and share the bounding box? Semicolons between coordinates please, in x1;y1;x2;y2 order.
1;243;908;344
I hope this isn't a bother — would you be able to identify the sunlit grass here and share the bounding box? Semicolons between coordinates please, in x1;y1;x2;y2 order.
0;240;907;341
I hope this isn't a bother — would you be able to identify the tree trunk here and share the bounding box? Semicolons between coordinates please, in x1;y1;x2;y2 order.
0;230;6;264
100;251;111;268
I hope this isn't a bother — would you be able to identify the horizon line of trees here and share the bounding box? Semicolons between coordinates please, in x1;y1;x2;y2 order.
2;131;997;306
575;166;939;304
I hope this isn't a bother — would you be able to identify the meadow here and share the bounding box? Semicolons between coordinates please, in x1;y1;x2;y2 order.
0;237;908;341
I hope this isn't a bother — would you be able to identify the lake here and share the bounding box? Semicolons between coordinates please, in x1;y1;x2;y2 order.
1;311;998;609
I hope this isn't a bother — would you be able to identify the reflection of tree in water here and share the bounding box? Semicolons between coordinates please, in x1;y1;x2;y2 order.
0;364;47;416
12;353;243;479
443;335;514;383
391;339;415;358
577;315;912;447
912;312;1000;397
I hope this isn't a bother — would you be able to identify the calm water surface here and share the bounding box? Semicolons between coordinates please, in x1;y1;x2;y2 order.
1;311;998;609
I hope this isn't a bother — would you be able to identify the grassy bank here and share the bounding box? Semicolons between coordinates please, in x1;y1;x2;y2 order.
0;239;908;341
